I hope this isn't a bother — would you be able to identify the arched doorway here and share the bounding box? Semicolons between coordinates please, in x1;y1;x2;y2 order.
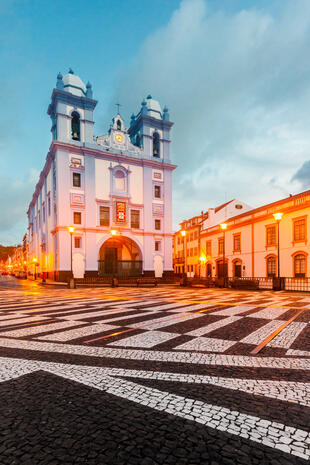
98;236;142;277
216;259;228;278
233;260;242;278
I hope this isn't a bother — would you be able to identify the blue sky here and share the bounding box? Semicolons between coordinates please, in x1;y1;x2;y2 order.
0;0;310;245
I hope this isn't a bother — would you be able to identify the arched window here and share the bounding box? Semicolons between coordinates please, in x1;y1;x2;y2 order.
114;169;125;192
294;254;306;277
267;256;276;277
153;132;160;157
71;112;80;141
116;119;122;130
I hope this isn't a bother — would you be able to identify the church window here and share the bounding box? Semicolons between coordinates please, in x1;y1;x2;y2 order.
74;237;81;249
114;170;126;192
74;212;81;224
73;172;81;187
116;119;122;130
100;206;110;226
71;112;80;141
131;210;140;229
154;185;161;199
153;132;160;157
155;219;161;230
155;241;161;251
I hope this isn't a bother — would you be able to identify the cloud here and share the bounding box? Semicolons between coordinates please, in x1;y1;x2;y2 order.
109;0;310;227
292;160;310;188
0;171;38;245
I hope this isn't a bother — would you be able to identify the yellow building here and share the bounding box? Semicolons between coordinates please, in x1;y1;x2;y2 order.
173;191;310;281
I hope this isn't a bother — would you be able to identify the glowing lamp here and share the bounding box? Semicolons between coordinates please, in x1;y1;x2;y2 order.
199;255;206;264
180;230;186;237
273;212;283;221
68;226;75;234
110;229;118;236
220;223;228;230
32;257;38;263
23;261;27;265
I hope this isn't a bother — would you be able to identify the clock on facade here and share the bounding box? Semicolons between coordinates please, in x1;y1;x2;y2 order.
115;133;123;143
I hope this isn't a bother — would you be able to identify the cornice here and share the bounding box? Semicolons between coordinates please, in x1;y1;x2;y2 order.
27;151;55;214
50;140;177;170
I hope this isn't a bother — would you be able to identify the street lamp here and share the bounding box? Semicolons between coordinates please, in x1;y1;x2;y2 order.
32;257;38;280
68;227;75;278
199;254;206;278
272;212;283;278
220;223;228;286
110;229;118;236
180;230;186;280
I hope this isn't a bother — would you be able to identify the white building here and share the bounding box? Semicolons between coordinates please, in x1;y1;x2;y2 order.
27;70;176;281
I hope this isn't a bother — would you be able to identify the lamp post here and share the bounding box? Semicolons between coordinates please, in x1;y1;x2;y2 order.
220;223;228;286
68;227;75;278
32;257;38;280
110;229;118;284
272;213;283;278
199;255;206;278
180;230;187;284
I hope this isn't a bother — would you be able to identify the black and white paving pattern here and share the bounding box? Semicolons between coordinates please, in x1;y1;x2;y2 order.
0;277;309;464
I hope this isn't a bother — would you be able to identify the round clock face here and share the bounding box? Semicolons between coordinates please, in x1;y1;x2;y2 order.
115;133;123;143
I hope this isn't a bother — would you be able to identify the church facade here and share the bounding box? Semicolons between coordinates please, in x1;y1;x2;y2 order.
27;70;176;281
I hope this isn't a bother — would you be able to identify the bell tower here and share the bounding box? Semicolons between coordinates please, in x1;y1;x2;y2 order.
128;95;173;161
47;69;97;144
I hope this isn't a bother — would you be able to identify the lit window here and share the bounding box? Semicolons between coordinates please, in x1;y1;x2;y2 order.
73;173;81;187
131;210;140;229
155;241;161;251
74;237;81;248
74;212;81;224
294;254;306;277
100;206;110;226
294;219;306;241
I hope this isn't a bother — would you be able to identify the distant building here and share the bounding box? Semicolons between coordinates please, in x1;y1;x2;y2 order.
173;199;252;276
173;192;310;279
27;70;176;281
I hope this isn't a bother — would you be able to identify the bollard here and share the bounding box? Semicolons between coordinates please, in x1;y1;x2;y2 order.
68;278;76;289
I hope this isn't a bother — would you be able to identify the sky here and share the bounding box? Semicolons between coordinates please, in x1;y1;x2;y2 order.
0;0;310;245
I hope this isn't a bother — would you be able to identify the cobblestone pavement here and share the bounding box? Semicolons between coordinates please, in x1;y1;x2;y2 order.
0;276;310;464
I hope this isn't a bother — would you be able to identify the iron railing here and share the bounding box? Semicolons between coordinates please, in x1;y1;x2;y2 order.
98;260;142;277
283;277;310;292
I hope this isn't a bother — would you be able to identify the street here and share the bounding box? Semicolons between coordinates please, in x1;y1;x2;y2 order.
0;275;309;464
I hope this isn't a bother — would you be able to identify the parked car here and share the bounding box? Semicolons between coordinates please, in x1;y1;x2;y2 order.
1;271;8;275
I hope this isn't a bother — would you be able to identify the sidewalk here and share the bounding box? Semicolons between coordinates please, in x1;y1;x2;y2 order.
40;278;67;287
